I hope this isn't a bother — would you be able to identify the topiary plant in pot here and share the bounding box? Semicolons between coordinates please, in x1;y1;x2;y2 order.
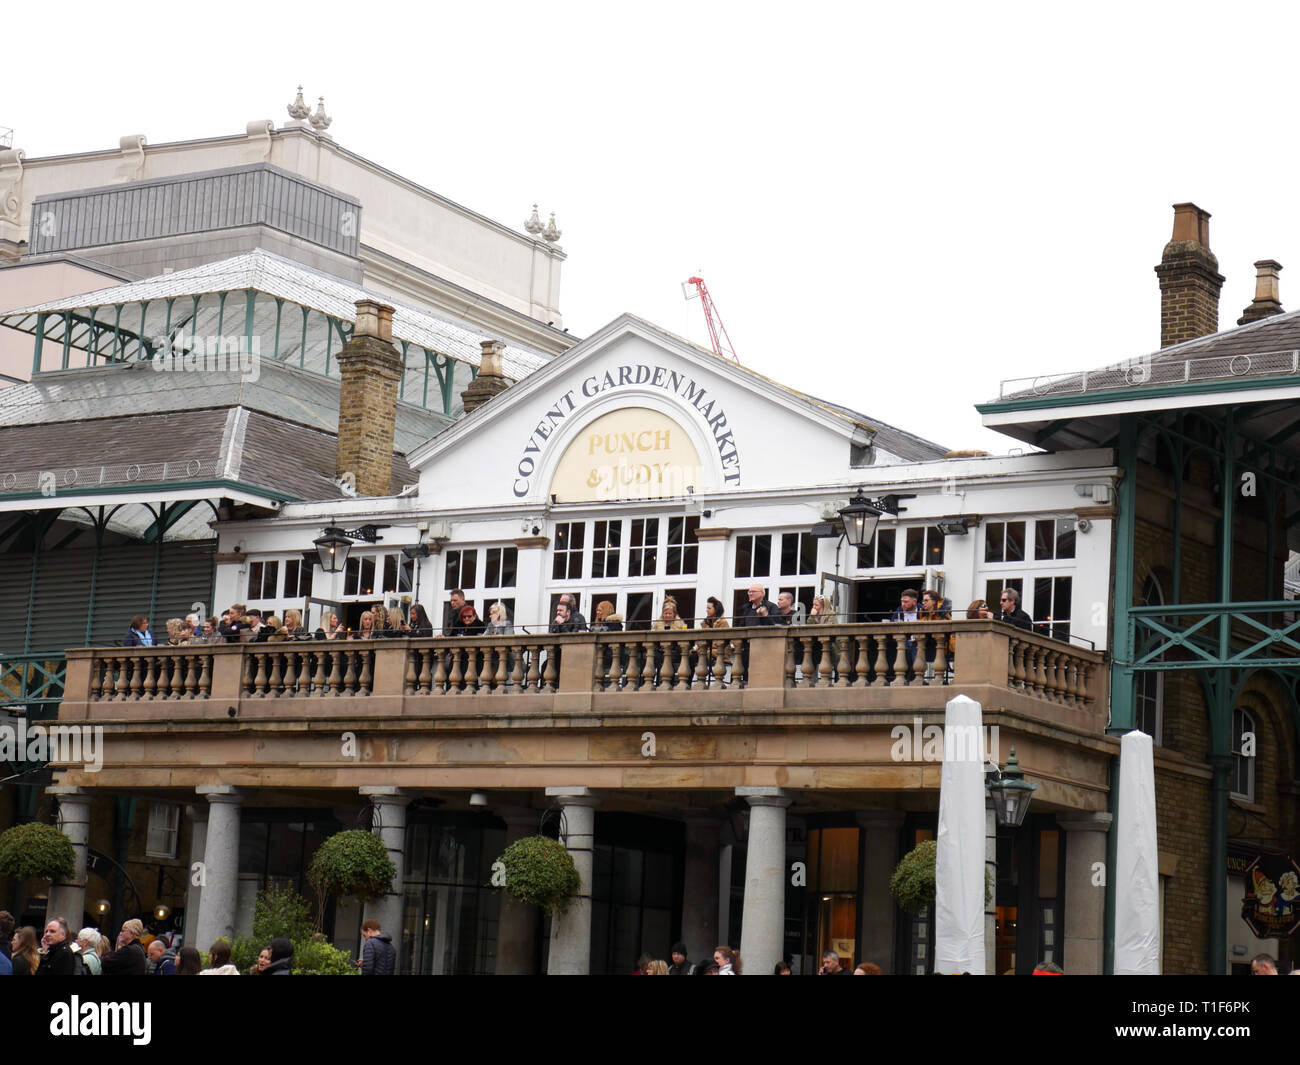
496;835;581;919
0;821;76;884
307;830;396;929
890;838;993;915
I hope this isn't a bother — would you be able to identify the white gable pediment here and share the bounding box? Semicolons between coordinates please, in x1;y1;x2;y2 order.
409;315;879;508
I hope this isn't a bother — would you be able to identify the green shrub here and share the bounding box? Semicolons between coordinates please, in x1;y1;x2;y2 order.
252;883;314;945
229;936;261;974
292;935;359;976
308;830;396;909
497;835;581;918
0;821;76;882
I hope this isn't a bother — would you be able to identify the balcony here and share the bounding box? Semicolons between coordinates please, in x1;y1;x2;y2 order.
54;622;1111;809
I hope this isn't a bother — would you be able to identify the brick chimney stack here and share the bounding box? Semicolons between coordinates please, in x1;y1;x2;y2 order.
336;299;402;496
1155;203;1225;348
1237;260;1284;326
461;339;512;413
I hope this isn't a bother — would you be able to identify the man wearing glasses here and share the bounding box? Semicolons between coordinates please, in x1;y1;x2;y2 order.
997;588;1034;632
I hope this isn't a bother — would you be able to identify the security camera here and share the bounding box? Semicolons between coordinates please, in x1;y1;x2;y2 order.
1076;518;1092;534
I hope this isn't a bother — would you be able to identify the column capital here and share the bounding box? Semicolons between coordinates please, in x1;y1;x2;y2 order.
45;786;87;799
545;786;599;808
855;810;906;829
736;786;792;808
359;786;412;806
196;785;243;805
1057;812;1113;834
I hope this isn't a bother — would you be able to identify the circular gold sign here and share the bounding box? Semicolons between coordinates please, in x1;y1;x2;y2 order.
550;407;703;502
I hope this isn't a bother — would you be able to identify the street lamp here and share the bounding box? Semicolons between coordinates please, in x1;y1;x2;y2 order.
837;489;914;548
313;525;389;573
985;746;1038;827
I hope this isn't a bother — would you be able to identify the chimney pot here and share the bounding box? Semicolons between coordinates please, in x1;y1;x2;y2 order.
1237;259;1284;326
353;299;394;344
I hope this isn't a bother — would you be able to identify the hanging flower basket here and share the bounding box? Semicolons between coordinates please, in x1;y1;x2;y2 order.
308;830;396;904
0;822;76;882
496;836;581;919
890;838;993;915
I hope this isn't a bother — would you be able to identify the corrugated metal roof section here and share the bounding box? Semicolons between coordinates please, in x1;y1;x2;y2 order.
0;249;552;380
29;165;362;259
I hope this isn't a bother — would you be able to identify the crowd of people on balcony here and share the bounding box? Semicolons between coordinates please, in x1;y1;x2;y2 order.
119;584;1045;649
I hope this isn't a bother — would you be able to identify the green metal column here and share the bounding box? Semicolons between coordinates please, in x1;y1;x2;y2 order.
32;313;46;375
1208;751;1231;975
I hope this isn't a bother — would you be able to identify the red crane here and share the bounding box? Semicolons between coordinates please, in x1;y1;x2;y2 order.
682;275;740;363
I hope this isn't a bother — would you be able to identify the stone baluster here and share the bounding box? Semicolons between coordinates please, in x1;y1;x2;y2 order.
267;650;283;697
676;638;691;688
509;644;525;692
447;646;464;694
128;656;143;699
112;657;127;700
251;652;268;697
933;633;949;684
312;649;327;693
731;640;746;688
526;645;540;693
639;640;655;690
343;649;358;696
198;653;212;698
358;651;372;695
870;637;888;686
90;658;104;701
542;643;558;693
463;646;479;693
404;650;418;695
184;654;200;698
328;648;344;695
818;635;834;686
416;648;432;694
851;635;869;687
142;656;158;700
694;640;709;688
283;649;299;694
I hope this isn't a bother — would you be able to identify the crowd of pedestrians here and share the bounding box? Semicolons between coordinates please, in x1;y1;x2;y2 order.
0;910;399;977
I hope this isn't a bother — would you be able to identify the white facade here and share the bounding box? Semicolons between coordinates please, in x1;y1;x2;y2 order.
216;314;1118;649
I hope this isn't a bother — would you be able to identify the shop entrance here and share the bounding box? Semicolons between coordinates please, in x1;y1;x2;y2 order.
820;574;932;622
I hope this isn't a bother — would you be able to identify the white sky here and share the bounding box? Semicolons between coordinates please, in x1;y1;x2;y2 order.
9;1;1300;453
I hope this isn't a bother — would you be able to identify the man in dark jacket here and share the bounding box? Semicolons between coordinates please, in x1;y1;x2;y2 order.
36;918;79;975
668;943;696;976
739;584;777;626
101;919;148;975
558;593;588;632
997;588;1034;632
359;919;397;975
146;938;177;975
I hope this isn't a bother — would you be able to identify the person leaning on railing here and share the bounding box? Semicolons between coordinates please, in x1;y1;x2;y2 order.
920;590;954;669
408;604;434;637
352;611;377;639
697;595;733;680
651;598;688;685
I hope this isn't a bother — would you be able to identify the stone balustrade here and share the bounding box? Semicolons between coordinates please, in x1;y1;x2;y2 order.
68;620;1104;712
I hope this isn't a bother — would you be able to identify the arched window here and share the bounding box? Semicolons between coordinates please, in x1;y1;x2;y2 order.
1231;708;1256;802
1135;574;1164;744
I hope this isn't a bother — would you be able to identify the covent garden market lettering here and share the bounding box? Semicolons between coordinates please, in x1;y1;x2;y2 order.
512;363;743;497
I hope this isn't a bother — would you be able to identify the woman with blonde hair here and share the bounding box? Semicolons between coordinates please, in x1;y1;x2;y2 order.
282;609;305;639
808;595;837;624
165;618;188;645
385;607;409;637
486;601;513;636
651;598;688;685
354;611;376;639
645;959;670;975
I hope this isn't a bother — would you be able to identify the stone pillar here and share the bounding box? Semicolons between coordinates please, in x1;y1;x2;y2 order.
183;803;208;946
545;786;598;975
693;528;732;619
45;787;90;929
737;786;791;975
1058;812;1112;975
193;786;242;950
1238;259;1284;326
360;786;411;971
681;817;721;963
718;841;734;946
856;811;904;973
496;814;540;974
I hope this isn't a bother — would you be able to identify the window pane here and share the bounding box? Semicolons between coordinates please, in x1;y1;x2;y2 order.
247;561;263;600
345;556;360;597
754;534;771;577
927;527;944;565
985;522;1004;563
284;559;300;597
877;527;895;567
1055;519;1076;560
446;551;462;589
906;527;924;567
360;557;376;595
462;550;478;589
383;555;398;594
1034;519;1055;561
799;531;816;574
486;548;500;588
1034;577;1052;627
1006;521;1025;563
781;532;799;576
735;535;753;578
500;547;517;587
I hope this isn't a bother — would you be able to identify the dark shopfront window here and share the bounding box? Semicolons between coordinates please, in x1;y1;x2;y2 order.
238;813;340;933
590;813;684;975
402;814;506;975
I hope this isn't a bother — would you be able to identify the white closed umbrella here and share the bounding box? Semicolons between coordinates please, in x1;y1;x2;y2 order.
934;693;986;974
1114;729;1160;974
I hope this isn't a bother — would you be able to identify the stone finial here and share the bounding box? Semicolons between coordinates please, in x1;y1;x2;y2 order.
525;204;544;236
288;86;311;121
461;339;512;414
542;213;561;244
310;97;333;132
1238;259;1284;326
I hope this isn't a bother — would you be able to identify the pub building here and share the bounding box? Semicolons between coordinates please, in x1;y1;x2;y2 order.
54;302;1120;974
